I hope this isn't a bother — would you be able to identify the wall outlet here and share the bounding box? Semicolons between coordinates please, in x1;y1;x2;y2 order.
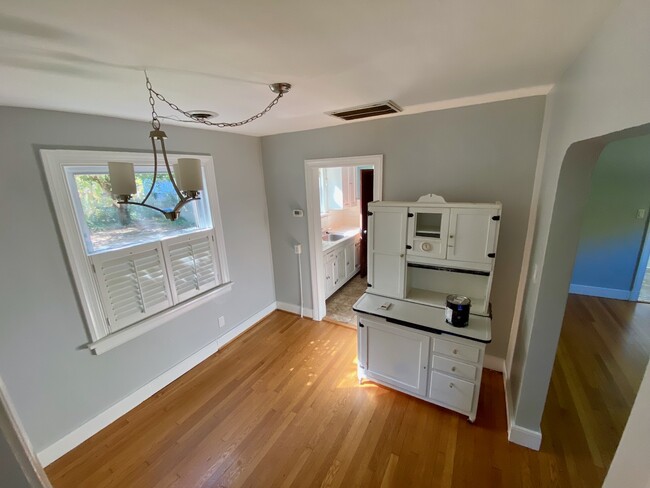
294;244;302;254
218;316;225;328
292;209;304;217
637;208;647;219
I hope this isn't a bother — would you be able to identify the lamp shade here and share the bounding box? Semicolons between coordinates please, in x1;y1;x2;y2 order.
172;163;183;189
108;162;136;195
177;158;203;192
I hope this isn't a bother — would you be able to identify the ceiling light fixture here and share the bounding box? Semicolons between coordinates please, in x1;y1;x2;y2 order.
108;72;292;221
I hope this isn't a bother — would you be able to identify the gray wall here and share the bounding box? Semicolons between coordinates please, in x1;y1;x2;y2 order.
0;107;276;453
262;97;546;359
571;135;650;292
509;0;650;433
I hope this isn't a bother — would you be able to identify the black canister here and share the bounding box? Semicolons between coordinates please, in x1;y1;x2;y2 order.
445;295;471;327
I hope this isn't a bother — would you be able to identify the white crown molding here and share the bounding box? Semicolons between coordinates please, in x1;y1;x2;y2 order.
403;85;554;117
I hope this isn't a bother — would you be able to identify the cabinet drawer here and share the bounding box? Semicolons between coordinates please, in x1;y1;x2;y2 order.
433;338;480;364
429;371;475;413
433;356;477;382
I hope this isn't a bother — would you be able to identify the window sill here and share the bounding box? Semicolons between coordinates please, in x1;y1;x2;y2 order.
88;282;233;355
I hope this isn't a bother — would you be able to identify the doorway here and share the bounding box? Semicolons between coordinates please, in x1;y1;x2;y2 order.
568;134;650;303
529;129;650;486
305;155;383;322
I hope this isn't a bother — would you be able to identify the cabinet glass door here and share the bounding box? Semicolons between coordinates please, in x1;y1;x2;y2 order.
407;208;450;260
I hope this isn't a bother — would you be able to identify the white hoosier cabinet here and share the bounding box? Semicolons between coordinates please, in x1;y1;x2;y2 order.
354;196;501;422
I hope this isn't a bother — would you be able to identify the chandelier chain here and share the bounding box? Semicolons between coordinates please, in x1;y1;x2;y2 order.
144;72;284;129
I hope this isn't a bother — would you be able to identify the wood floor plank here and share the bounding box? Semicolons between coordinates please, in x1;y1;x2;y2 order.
45;299;649;488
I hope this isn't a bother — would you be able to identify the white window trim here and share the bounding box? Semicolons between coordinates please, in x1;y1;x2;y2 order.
41;149;231;353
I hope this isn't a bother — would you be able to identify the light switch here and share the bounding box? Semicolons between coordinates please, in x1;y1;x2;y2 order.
637;208;647;219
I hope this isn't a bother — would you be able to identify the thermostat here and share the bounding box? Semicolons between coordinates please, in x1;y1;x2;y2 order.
292;209;304;217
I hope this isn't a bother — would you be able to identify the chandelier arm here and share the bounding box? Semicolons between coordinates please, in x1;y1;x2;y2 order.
117;200;171;217
158;136;186;202
140;136;160;206
171;195;200;215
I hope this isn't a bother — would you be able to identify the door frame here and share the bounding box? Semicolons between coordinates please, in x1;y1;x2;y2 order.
305;155;383;321
630;217;650;301
0;375;52;487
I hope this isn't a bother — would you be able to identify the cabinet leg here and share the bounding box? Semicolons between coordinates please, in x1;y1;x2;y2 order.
467;414;476;424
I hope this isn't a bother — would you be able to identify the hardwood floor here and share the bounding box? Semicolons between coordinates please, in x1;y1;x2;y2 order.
46;297;649;487
540;294;650;488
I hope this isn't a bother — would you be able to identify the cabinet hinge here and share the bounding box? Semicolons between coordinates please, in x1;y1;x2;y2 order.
492;215;501;221
106;317;110;327
367;211;373;216
406;245;412;250
359;323;364;328
91;263;96;274
408;212;414;217
367;283;372;287
487;253;496;258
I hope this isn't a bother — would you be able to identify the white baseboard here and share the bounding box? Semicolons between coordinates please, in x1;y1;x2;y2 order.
501;360;542;451
483;354;505;373
217;302;277;348
276;301;313;318
509;423;542;450
37;302;277;467
569;284;631;300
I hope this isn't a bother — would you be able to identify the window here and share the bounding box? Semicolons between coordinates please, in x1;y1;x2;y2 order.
42;150;231;354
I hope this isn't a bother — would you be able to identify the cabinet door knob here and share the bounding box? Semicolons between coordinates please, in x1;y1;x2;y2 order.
451;366;456;372
453;349;458;355
400;253;404;258
449;383;454;388
449;235;454;238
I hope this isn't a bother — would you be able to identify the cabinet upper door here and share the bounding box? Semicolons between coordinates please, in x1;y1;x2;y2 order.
367;206;408;298
447;208;499;264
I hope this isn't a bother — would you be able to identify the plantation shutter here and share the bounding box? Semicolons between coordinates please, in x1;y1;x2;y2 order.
91;243;172;333
163;230;221;303
162;230;221;303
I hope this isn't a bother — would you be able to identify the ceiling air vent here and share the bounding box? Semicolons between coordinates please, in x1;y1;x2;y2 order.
327;100;402;121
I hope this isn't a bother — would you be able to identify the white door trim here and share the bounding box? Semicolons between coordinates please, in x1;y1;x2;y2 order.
0;375;52;486
304;155;383;321
630;222;650;301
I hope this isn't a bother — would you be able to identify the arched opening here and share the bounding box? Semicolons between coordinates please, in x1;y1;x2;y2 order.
512;122;650;485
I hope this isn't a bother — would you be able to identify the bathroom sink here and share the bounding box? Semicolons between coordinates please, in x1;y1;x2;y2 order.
322;234;346;242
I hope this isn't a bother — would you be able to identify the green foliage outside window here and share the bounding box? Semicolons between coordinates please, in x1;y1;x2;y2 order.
73;172;202;253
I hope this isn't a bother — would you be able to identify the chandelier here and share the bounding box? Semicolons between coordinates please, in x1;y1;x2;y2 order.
108;72;291;221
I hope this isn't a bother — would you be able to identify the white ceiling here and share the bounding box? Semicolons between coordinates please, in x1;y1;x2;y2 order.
0;0;618;136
